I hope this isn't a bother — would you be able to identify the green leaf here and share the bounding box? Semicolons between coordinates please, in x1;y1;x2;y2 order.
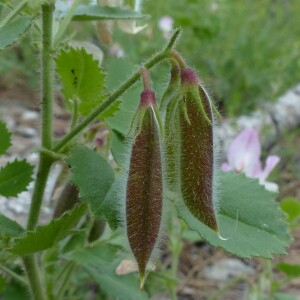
0;215;24;237
9;204;86;255
55;47;106;116
176;172;291;258
105;58;140;135
84;266;149;300
110;129;126;166
280;198;300;223
1;280;30;300
68;146;115;219
72;5;148;21
0;160;34;197
0;16;32;50
100;174;123;230
0;120;11;155
276;263;300;278
63;242;121;266
100;100;121;120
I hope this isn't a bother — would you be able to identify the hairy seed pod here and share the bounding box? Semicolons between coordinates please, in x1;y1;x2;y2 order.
179;67;218;232
126;89;163;289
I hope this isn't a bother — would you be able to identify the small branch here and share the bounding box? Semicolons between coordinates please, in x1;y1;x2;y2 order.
23;256;47;300
140;67;152;90
164;28;181;52
0;265;28;287
52;28;181;152
169;50;187;69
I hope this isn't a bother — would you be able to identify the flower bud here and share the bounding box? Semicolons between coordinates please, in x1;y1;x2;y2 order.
126;88;163;289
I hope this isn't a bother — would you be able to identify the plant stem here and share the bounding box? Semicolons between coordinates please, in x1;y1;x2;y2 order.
53;28;181;152
41;3;54;149
23;256;47;300
0;265;28;287
140;67;152;89
23;4;55;300
0;0;28;28
27;155;52;230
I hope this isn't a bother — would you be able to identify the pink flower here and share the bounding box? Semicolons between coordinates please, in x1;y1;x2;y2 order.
158;16;174;39
222;128;280;192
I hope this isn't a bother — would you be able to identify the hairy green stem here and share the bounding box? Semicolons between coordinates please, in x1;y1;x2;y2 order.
27;2;55;231
53;28;181;152
23;4;55;300
23;256;47;300
0;0;28;28
0;265;28;287
27;155;52;230
42;3;54;149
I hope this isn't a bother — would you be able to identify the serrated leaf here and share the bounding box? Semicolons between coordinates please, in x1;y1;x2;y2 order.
55;47;106;116
0;160;34;197
72;5;148;21
276;263;300;278
0;215;24;237
84;266;148;300
0;16;32;50
63;242;121;266
68;145;115;218
176;172;291;258
9;204;86;255
0;121;11;155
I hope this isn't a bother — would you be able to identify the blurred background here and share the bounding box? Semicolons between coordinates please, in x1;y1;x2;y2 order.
1;0;300;116
1;0;300;299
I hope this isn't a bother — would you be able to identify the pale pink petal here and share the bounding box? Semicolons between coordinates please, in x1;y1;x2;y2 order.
259;155;280;182
221;162;232;172
247;160;262;178
158;16;174;32
227;128;261;175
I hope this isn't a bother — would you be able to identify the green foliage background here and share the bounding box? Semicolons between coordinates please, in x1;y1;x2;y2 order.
112;0;300;116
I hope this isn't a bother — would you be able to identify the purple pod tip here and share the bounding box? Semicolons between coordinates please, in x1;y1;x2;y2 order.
180;67;199;86
140;89;156;108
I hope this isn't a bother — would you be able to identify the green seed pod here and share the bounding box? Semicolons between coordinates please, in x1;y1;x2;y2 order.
161;61;182;195
126;88;163;289
178;67;219;232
